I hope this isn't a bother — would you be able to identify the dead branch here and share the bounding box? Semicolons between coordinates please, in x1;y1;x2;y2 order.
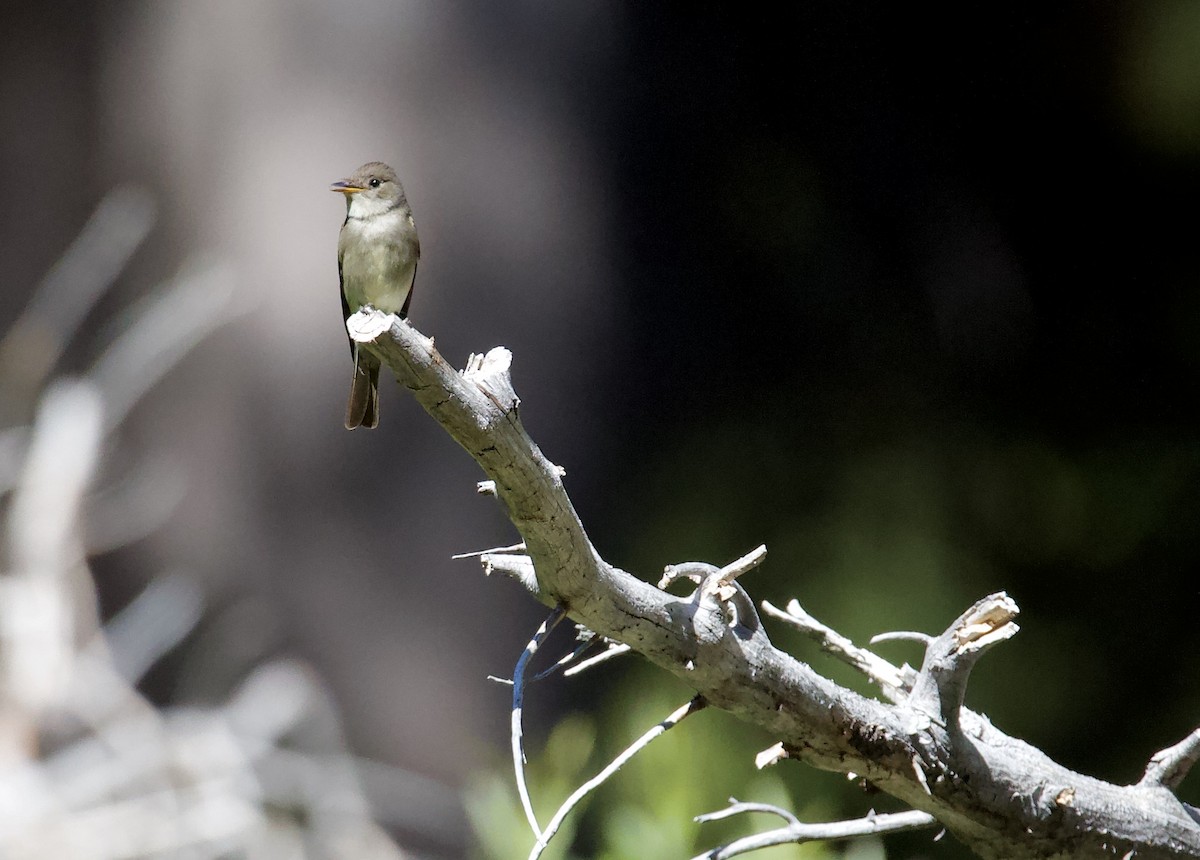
358;309;1200;859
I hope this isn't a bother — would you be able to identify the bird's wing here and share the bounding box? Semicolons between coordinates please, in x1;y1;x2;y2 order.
400;260;417;319
339;248;355;360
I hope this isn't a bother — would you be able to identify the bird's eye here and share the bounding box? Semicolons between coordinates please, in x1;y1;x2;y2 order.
369;178;381;188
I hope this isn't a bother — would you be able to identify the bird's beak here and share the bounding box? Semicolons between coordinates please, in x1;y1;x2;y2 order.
330;180;363;194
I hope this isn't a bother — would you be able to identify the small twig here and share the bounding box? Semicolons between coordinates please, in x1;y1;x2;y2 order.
870;631;933;646
696;798;800;828
1139;727;1200;792
531;638;598;682
714;545;768;585
512;606;568;839
529;695;707;860
754;742;788;769
481;552;541;598
912;754;932;795
563;643;632;677
451;542;526;560
692;802;937;860
762;599;910;701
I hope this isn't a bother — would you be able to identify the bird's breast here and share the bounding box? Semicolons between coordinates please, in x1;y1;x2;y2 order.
339;213;419;314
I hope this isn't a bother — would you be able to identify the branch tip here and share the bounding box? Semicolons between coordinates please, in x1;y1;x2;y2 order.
1140;727;1200;792
452;541;525;560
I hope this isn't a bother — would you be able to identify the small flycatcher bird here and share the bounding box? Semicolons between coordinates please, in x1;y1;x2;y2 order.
331;161;420;429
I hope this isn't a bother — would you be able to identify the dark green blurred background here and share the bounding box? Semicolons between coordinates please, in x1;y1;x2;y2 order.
1;3;1196;858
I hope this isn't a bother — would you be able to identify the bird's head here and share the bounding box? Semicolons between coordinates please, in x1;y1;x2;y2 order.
331;161;406;218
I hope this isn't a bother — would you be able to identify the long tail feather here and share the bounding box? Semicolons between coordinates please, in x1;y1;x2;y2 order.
345;349;380;430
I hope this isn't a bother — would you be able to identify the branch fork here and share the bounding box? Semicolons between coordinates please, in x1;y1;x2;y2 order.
904;592;1019;737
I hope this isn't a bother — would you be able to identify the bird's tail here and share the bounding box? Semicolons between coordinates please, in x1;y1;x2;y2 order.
345;348;380;430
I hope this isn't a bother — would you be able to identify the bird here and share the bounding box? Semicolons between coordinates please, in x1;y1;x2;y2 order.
330;161;421;429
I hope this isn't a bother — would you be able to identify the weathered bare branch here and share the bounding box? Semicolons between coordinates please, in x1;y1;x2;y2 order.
360;310;1200;859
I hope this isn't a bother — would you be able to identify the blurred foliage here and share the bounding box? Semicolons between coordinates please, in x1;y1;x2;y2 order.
1117;0;1200;155
525;395;1197;855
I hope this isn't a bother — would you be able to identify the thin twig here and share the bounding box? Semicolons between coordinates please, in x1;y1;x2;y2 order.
512;606;568;839
531;638;598;682
695;798;799;827
529;695;707;860
452;542;526;560
563;643;632;677
692;804;937;860
761;599;910;701
870;631;933;646
715;545;767;584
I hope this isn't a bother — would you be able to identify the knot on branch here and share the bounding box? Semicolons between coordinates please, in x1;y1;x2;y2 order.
659;546;767;640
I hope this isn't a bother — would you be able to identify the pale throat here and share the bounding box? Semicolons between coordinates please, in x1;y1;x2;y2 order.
344;206;409;243
346;192;402;220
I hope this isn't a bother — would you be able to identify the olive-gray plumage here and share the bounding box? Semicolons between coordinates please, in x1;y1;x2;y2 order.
331;161;420;429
